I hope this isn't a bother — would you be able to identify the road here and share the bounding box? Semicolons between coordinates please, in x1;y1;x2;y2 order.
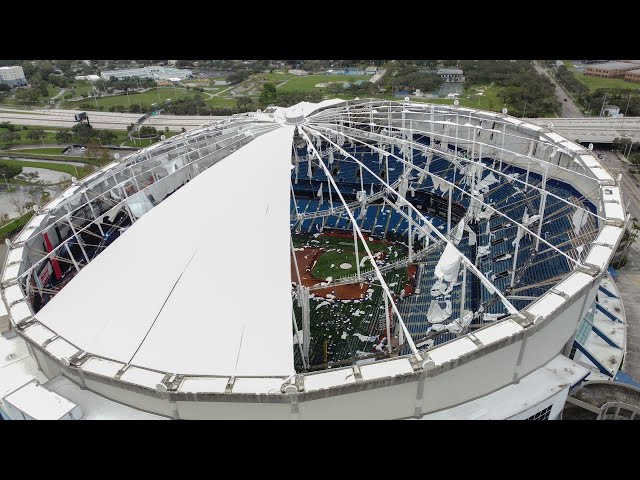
0;107;225;132
525;116;640;143
532;60;583;118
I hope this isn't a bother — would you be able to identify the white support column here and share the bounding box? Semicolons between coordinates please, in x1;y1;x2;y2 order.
510;227;522;288
292;309;307;370
290;181;299;217
525;159;531;192
384;293;392;354
535;164;549;251
353;222;361;280
499;122;506;172
300;286;311;366
460;263;467;323
402;108;406;176
67;217;89;264
84;192;104;237
455;112;459;156
64;242;80;272
385;153;389;185
447;185;453;235
408;206;413;263
131;171;141;192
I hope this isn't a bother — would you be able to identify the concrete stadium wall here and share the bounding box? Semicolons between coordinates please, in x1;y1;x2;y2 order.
27;283;597;419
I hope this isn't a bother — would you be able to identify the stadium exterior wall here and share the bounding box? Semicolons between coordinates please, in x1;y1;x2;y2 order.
23;278;599;419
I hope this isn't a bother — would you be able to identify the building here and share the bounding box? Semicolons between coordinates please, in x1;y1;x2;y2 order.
584;62;638;78
365;66;378;75
624;69;640;83
0;99;631;420
603;105;622;117
288;69;308;76
0;66;27;88
74;75;101;82
326;68;365;76
101;66;193;81
437;68;465;83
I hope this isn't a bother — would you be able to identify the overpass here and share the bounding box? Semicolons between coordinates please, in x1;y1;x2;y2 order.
0;108;224;132
525;117;640;143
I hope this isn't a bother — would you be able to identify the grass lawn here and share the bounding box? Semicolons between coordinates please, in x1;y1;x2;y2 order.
575;73;640;92
0;124;131;146
0;211;34;240
46;85;62;100
63;87;205;109
0;158;95;178
278;75;373;92
9;147;65;155
67;80;100;98
0;108;47;115
563;61;640;92
254;71;297;83
204;96;236;107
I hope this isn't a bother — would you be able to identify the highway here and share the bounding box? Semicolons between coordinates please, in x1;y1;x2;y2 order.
2;106;638;142
0;107;224;132
525;116;640;143
532;60;583;118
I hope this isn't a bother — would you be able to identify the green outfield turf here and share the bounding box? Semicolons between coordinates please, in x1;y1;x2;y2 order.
299;234;405;280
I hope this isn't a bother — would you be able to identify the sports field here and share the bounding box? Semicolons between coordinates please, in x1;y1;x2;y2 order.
278;75;372;92
291;231;413;369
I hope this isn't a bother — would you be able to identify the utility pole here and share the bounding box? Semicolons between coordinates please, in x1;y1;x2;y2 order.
599;91;608;117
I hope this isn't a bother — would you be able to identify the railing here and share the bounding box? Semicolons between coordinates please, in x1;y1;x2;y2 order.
597;401;640;420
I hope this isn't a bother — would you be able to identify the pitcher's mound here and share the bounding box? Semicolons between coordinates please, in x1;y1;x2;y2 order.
340;263;352;270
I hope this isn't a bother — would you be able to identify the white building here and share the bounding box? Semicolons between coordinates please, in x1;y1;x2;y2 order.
603;105;622;117
0;66;27;88
437;68;465;83
101;66;193;82
74;75;101;82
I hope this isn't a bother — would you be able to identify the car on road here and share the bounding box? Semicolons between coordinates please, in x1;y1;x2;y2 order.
564;98;568;102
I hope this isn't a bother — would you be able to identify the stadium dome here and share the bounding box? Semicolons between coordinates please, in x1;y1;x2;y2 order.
0;99;627;419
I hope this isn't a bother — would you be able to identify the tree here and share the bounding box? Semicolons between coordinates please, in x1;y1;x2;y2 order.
259;83;277;106
0;164;22;178
14;88;41;104
83;141;108;161
236;96;255;111
0;84;10;94
0;131;20;148
226;70;252;85
56;130;72;144
97;130;117;145
26;129;46;143
0;121;18;132
71;123;95;143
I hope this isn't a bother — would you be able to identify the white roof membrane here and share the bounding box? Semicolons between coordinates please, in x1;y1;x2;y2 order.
35;126;296;378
